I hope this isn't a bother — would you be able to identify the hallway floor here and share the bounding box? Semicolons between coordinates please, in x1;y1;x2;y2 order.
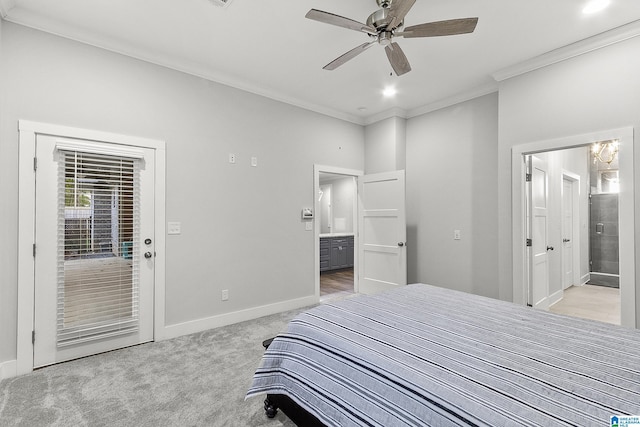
549;284;620;325
320;268;354;303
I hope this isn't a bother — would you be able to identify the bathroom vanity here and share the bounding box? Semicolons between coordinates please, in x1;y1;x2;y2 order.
319;234;354;272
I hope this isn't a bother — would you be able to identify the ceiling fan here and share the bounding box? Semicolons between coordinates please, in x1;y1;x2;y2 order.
306;0;478;76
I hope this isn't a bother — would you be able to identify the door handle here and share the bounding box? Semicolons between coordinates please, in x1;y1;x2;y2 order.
144;251;153;259
563;238;571;243
398;242;405;247
546;246;554;251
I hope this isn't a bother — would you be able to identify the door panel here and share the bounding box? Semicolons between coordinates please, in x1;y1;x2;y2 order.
34;135;155;368
530;156;549;309
562;179;574;290
358;170;407;294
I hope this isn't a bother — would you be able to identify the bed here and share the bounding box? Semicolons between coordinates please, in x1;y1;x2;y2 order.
246;284;640;426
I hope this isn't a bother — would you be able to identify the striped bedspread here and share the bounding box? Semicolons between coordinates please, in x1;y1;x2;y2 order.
246;284;640;426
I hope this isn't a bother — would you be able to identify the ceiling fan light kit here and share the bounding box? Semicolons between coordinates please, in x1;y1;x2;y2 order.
208;0;233;8
306;0;478;76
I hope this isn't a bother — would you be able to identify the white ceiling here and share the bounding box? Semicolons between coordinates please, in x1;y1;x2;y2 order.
1;0;639;124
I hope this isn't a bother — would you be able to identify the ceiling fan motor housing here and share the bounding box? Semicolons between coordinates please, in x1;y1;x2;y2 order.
367;8;399;32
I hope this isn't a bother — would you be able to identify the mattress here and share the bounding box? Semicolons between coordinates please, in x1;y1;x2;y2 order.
247;284;640;426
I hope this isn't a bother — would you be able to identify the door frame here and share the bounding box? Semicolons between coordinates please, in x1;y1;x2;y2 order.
561;170;581;291
314;165;363;300
17;120;166;375
512;126;635;327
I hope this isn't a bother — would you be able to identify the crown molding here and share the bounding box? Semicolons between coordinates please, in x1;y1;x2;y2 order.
2;13;367;126
493;19;640;82
361;82;500;125
0;0;17;18
363;107;408;126
406;82;499;120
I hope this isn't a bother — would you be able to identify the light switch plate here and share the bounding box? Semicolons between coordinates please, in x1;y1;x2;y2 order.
168;222;181;235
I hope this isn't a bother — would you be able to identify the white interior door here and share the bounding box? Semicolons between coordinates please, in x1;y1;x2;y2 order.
529;156;550;310
562;178;574;290
33;135;155;368
358;170;407;295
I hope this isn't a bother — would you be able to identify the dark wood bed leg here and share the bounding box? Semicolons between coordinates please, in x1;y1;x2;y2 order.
264;396;278;418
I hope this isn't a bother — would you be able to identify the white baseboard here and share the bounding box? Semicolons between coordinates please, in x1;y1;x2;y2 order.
581;273;590;285
548;289;563;307
0;359;17;381
162;295;319;340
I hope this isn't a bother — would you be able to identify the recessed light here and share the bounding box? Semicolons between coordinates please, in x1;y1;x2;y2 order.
583;0;610;14
357;107;368;112
383;86;397;97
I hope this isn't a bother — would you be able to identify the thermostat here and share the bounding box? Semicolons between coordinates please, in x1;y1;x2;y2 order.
301;208;313;219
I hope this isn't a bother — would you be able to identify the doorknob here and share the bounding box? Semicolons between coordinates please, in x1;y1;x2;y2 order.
145;238;152;245
398;242;405;247
144;251;153;259
546;246;554;251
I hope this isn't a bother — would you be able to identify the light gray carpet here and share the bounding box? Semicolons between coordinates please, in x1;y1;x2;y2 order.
0;308;309;426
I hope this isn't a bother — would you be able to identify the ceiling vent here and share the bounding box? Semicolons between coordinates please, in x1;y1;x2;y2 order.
209;0;233;7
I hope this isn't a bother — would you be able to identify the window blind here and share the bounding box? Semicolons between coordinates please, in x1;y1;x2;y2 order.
57;149;140;347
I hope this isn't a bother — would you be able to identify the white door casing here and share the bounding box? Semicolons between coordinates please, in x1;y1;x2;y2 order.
358;170;407;295
529;156;550;310
17;120;166;375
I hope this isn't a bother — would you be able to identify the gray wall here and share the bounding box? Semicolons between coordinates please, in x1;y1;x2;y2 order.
497;36;640;324
406;93;500;298
0;22;364;364
364;116;406;174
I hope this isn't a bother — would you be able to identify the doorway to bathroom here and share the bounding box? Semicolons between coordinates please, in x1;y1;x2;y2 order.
318;171;358;302
588;144;620;289
513;127;634;328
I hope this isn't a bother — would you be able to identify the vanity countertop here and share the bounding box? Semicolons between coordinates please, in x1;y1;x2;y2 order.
319;233;355;238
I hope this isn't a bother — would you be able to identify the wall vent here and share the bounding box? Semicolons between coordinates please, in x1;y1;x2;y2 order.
209;0;233;7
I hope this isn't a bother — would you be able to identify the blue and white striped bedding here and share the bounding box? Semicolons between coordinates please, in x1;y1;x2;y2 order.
246;284;640;426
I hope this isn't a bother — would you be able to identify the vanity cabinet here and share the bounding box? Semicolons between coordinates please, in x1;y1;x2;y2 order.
320;235;354;272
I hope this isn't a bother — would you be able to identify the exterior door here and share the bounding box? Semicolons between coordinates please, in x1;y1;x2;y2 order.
529;156;550;309
562;178;574;290
33;135;155;368
358;170;407;294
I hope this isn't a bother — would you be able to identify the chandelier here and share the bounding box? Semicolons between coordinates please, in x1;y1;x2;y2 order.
592;139;619;167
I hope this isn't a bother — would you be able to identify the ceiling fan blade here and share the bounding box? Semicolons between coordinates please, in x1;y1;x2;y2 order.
306;9;378;36
385;42;411;76
387;0;416;30
400;17;478;38
323;41;377;70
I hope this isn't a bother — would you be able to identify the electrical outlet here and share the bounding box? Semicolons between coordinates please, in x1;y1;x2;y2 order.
221;289;229;301
251;156;258;167
454;230;461;240
228;153;236;164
